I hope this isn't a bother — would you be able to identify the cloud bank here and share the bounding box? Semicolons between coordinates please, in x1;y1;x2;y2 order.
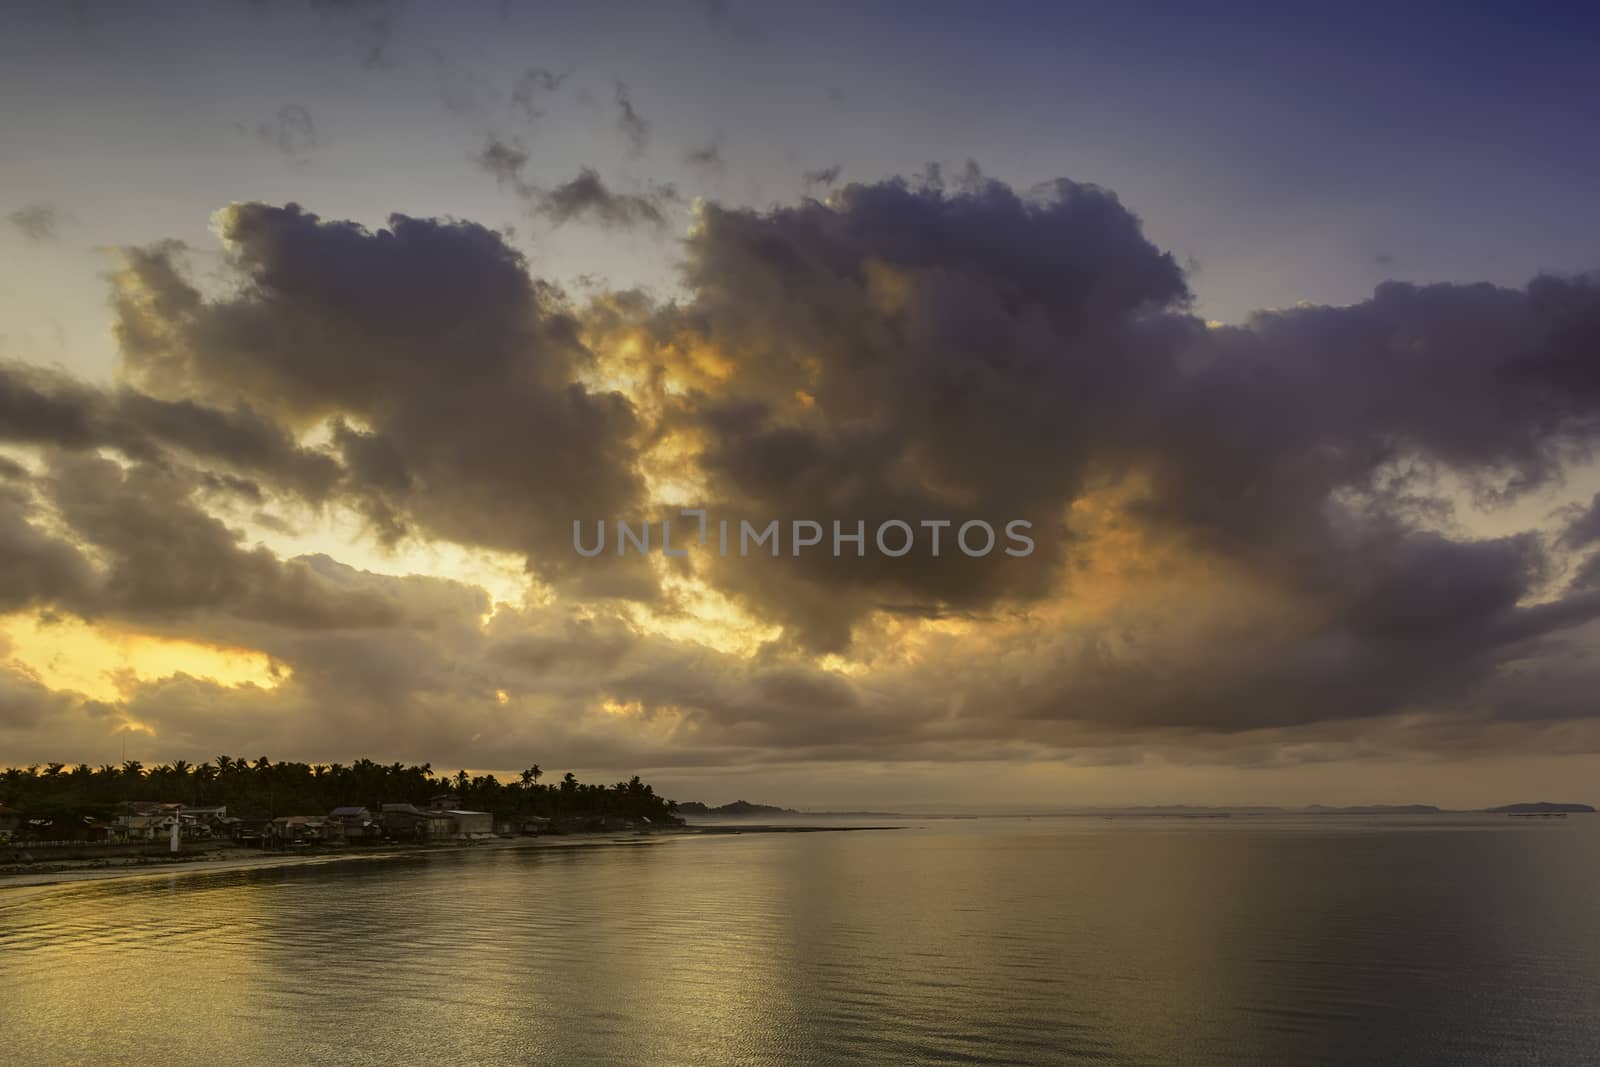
4;171;1600;796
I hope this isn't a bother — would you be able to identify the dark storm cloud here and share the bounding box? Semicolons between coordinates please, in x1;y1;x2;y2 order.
109;201;654;596
654;173;1189;649
612;81;650;154
0;481;96;614
7;204;62;242
9;170;1600;770
558;170;1600;750
1559;492;1600;550
1211;277;1600;488
0;447;400;637
0;360;340;498
993;531;1593;735
39;452;398;629
639;175;1600;680
0;663;74;731
1125;274;1600;600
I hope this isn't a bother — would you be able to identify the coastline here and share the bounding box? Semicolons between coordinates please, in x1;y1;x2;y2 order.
0;830;682;891
0;823;900;891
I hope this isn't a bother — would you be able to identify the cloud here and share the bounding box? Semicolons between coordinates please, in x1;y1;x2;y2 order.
0;360;340;498
39;452;400;629
801;164;840;191
540;169;676;229
0;663;75;732
473;139;677;230
686;141;723;172
106;201;655;599
6;172;1600;783
699;0;764;41
7;204;62;242
510;66;566;119
431;51;499;115
613;81;650;154
308;0;403;70
566;173;1600;756
475;136;530;188
0;481;97;615
250;104;319;160
637;173;1189;648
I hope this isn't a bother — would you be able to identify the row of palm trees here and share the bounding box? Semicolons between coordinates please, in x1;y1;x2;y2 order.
0;757;678;822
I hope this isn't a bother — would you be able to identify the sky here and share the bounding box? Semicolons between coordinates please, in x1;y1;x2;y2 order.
2;0;1600;809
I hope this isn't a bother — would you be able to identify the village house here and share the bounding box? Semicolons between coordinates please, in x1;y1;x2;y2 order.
269;815;346;846
0;804;22;840
440;809;494;838
114;802;180;842
380;803;455;841
224;817;271;845
328;806;381;842
106;802;226;843
180;805;228;826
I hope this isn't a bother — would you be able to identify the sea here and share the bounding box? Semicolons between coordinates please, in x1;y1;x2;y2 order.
3;814;1599;1065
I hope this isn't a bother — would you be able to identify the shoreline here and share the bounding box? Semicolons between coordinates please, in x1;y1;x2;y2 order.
0;824;900;891
0;832;665;890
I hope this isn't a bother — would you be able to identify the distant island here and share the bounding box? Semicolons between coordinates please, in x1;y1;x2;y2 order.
1063;802;1594;816
666;799;1600;819
673;800;799;818
1305;804;1444;815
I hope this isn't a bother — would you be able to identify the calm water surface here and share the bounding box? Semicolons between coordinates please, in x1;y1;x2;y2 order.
4;816;1599;1065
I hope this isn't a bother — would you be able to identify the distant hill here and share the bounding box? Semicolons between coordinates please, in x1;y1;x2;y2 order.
673;800;798;818
1485;802;1596;814
1305;804;1443;815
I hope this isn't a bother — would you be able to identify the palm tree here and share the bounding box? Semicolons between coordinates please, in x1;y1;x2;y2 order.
195;763;217;805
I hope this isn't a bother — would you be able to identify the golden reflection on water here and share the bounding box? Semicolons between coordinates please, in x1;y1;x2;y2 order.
5;819;1600;1066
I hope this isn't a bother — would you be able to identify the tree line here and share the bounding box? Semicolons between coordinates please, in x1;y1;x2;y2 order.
0;757;679;822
